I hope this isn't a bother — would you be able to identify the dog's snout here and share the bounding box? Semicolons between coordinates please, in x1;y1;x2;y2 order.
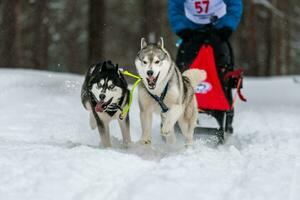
99;94;106;100
147;70;154;77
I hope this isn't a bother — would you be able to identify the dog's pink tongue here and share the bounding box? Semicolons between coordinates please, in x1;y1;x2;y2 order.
148;76;155;84
95;102;105;112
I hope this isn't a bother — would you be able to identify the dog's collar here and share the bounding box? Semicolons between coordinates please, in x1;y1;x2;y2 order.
146;83;169;113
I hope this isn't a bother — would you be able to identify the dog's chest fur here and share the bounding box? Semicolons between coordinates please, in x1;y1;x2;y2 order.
139;62;196;116
95;109;122;122
143;89;178;112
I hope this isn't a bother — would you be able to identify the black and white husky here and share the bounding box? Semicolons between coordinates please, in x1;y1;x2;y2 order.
135;38;206;146
81;61;131;148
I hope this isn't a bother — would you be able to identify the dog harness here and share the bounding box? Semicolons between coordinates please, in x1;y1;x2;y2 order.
119;70;142;119
146;83;169;113
120;69;170;115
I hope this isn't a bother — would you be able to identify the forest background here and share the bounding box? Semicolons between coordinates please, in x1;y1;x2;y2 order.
0;0;299;76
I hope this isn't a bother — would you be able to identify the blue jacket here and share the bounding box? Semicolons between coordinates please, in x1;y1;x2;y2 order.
168;0;243;33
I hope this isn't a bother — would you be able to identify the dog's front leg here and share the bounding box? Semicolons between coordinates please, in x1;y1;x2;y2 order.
139;109;152;144
161;105;182;137
93;113;112;148
97;123;111;148
89;112;97;129
118;115;131;147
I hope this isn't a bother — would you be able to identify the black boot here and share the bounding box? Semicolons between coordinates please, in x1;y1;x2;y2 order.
225;110;234;134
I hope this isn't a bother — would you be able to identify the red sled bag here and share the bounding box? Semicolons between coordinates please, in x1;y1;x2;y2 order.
190;45;230;111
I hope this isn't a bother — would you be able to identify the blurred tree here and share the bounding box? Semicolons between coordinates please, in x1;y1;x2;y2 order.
103;0;141;72
88;0;105;65
236;0;258;76
284;1;291;74
0;0;20;68
30;0;50;70
161;0;177;58
141;0;162;43
61;0;88;73
0;0;299;76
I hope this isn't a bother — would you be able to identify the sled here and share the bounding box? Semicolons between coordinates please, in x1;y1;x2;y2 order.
190;44;246;144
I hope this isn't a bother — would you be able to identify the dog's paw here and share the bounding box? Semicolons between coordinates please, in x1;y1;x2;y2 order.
161;120;172;135
185;141;193;148
139;139;151;145
123;141;132;148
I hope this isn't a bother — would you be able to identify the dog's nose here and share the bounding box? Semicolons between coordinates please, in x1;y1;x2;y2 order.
147;70;154;77
99;94;106;100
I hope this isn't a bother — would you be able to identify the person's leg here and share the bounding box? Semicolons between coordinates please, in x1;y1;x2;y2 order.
176;39;202;72
210;35;235;133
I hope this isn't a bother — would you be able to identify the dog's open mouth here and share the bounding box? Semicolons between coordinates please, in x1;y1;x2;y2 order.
95;97;113;113
146;72;160;90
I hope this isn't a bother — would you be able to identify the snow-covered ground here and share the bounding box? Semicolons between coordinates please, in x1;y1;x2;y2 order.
0;69;299;200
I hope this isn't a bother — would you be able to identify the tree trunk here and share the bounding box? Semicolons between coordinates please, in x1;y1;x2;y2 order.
265;9;273;76
161;0;176;55
247;3;258;76
274;2;282;75
31;0;49;70
284;1;291;75
63;0;85;74
0;0;20;68
141;0;162;43
88;0;105;65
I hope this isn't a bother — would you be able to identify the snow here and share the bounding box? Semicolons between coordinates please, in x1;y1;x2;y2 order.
0;69;299;200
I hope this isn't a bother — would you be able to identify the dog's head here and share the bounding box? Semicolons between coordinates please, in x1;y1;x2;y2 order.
88;61;127;113
135;37;172;90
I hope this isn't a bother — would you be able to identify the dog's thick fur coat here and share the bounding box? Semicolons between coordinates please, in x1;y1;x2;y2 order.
81;61;131;148
135;38;206;145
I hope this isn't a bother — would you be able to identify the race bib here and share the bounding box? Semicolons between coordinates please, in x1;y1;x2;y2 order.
184;0;227;24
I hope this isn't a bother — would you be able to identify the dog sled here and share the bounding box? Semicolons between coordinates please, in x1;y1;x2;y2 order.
189;37;246;144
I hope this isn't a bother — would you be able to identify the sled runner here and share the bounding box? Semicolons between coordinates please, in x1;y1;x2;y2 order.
190;41;246;144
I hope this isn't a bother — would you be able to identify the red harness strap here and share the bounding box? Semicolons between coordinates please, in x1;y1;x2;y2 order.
224;69;247;109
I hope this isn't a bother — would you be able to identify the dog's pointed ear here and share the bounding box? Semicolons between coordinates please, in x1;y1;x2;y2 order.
88;64;96;75
157;37;164;49
141;37;147;49
105;60;117;71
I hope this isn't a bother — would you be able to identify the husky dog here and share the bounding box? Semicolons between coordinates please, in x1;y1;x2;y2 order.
135;38;206;146
81;61;131;148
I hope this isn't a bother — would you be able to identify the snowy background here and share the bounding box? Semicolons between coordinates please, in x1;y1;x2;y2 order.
0;69;300;200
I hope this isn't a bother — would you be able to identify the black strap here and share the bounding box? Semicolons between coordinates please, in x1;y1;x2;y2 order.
147;83;169;113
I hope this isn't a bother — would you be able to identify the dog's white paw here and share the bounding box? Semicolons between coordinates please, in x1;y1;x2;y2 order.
185;141;193;147
184;136;194;147
161;120;172;135
123;141;132;148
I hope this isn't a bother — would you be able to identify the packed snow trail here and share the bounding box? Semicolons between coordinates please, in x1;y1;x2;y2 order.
0;69;299;200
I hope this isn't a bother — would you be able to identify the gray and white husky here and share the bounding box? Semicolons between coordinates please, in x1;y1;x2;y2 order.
81;61;131;148
135;38;206;146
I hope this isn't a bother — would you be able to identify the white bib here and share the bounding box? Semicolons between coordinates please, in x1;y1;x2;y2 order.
184;0;227;24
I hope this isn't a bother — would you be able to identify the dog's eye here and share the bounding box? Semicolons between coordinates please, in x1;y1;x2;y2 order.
155;60;160;64
143;60;147;65
97;83;103;88
108;84;115;90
